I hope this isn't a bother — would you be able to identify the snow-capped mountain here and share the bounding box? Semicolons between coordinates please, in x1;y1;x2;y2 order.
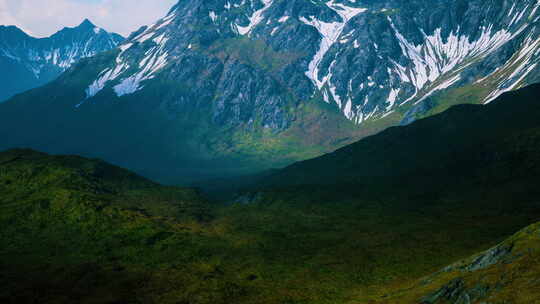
0;0;539;183
78;0;540;125
0;19;123;101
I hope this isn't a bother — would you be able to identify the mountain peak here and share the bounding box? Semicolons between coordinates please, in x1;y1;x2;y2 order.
0;18;123;102
79;18;96;28
52;18;99;36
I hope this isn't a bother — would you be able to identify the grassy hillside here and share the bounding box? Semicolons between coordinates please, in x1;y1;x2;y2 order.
371;221;540;304
1;84;540;303
0;149;220;303
1;149;539;304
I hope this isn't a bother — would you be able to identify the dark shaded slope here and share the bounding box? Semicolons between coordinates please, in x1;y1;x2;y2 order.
259;83;540;194
0;56;38;102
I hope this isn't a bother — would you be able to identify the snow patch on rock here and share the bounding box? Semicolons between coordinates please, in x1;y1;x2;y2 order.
237;0;274;36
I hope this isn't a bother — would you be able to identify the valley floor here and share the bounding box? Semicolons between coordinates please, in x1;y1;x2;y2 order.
1;150;539;304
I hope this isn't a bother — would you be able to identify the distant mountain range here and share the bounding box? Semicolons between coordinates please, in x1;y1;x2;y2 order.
0;19;123;101
1;0;540;184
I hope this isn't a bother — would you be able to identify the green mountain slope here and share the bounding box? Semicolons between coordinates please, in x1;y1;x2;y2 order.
372;222;540;304
2;84;540;304
1;149;539;304
0;149;215;303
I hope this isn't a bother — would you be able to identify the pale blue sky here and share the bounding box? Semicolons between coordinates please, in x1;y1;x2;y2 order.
0;0;177;37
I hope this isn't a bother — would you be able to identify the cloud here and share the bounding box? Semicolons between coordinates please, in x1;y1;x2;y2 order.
0;0;177;37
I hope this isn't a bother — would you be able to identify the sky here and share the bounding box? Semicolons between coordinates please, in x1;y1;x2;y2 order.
0;0;177;37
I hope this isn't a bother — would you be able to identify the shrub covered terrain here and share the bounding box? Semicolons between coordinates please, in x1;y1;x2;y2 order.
1;85;540;303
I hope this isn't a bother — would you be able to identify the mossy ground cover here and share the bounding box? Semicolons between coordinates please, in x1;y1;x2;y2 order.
1;149;539;304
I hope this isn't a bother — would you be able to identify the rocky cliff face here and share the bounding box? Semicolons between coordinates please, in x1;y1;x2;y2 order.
0;19;123;101
1;0;539;183
78;0;540;126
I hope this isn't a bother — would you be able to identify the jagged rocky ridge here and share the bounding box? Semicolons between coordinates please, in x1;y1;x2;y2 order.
79;0;540;124
0;19;123;101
